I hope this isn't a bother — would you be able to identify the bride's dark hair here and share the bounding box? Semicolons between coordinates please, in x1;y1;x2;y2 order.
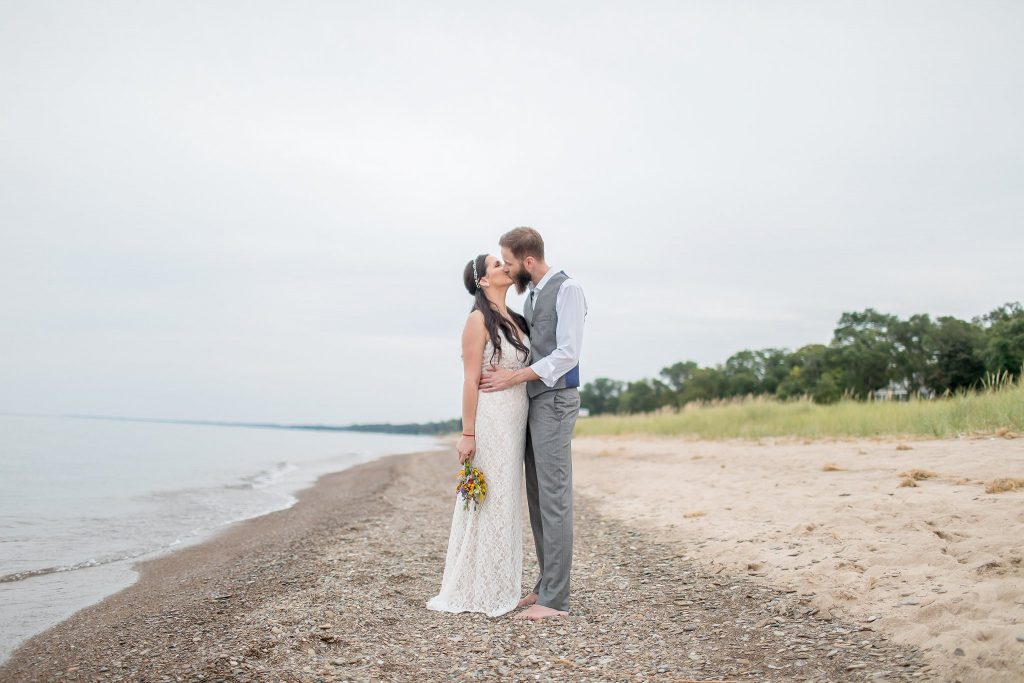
464;254;530;367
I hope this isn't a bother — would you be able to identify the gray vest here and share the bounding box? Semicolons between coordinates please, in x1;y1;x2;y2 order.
524;271;580;398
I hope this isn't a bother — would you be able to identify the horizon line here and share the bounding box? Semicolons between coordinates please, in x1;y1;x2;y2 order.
0;411;442;432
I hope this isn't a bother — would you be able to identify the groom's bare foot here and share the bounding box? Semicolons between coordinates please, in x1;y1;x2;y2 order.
516;592;538;608
514;604;568;621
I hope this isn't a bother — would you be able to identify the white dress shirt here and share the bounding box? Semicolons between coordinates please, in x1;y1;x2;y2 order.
528;268;588;388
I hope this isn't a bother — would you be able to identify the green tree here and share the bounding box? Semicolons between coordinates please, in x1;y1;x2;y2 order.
977;302;1024;377
831;309;899;398
775;344;843;401
775;366;804;400
891;313;936;392
757;348;792;395
575;303;1018;412
678;367;726;404
617;379;668;414
923;316;986;393
721;351;760;397
659;361;698;407
580;378;625;415
812;372;842;404
775;344;835;399
721;349;793;397
794;344;832;383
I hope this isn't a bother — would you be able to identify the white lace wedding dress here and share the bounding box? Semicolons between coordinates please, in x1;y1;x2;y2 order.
427;332;530;617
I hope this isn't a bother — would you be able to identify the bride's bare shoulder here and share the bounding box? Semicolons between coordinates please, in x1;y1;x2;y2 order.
462;310;486;341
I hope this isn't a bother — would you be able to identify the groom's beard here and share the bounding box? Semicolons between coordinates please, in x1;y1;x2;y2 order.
514;270;531;295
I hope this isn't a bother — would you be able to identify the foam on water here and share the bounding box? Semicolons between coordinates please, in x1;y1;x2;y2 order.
0;415;440;662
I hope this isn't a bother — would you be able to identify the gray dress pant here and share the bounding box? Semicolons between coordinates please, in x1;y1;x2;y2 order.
524;387;580;612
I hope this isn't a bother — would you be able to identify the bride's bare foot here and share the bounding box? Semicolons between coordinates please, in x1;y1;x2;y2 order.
513;604;568;620
516;592;538;608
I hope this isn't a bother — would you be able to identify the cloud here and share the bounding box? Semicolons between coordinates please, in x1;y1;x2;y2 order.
1;1;1022;421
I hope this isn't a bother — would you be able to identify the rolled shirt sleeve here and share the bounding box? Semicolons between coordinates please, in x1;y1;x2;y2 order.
530;279;587;387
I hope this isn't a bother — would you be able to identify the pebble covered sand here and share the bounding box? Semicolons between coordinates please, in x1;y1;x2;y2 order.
1;448;932;682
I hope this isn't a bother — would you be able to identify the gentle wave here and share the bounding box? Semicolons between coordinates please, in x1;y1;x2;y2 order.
225;461;299;490
1;464;302;585
0;546;168;584
0;415;441;665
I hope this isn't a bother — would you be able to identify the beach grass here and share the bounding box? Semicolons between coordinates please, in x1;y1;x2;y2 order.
575;377;1024;440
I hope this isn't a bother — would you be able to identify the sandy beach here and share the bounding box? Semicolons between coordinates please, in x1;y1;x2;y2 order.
0;444;937;683
6;435;1022;681
573;435;1024;683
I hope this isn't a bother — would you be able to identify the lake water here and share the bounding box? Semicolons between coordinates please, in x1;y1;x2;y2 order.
0;414;441;663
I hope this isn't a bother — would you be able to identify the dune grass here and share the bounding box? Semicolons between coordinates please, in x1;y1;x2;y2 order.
574;378;1024;440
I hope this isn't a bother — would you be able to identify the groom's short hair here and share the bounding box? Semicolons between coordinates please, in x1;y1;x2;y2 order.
500;227;545;261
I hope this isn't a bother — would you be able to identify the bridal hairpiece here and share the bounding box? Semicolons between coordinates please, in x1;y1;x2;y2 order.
472;259;481;289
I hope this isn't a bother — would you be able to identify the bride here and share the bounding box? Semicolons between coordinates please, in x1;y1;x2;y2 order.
426;254;531;617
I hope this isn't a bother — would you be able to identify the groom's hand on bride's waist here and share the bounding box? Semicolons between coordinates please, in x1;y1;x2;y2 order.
480;367;538;392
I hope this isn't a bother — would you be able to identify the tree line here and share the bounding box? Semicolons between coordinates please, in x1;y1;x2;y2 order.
581;302;1024;415
340;418;463;435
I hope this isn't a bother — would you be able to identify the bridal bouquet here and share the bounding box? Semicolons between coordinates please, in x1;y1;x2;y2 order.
455;459;487;511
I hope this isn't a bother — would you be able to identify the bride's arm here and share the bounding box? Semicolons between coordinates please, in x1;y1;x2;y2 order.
457;311;486;464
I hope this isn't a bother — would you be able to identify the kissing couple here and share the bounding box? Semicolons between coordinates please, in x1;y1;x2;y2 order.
427;226;587;620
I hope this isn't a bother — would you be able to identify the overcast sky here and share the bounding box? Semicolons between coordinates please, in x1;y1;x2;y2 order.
1;1;1021;424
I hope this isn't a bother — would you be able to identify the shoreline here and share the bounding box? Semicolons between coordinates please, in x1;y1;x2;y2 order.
1;448;444;679
1;444;929;682
0;422;442;665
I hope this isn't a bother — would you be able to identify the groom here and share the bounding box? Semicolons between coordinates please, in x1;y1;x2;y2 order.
480;227;587;620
